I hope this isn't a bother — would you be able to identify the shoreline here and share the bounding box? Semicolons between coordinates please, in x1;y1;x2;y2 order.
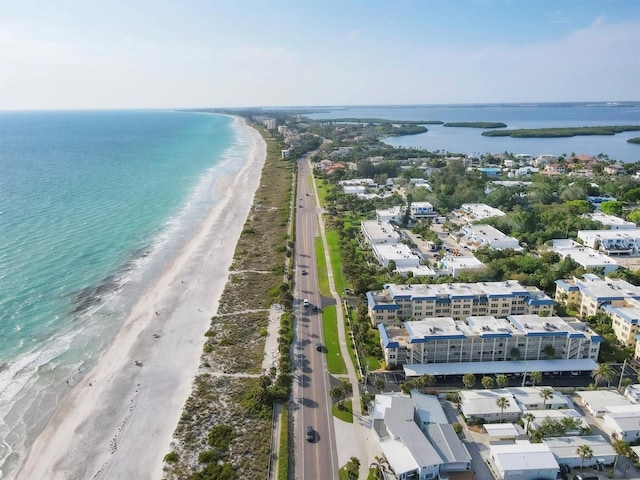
16;116;267;480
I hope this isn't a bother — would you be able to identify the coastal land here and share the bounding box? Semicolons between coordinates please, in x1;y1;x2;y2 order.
16;117;267;480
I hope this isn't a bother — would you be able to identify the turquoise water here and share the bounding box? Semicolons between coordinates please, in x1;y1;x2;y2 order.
0;110;247;476
304;103;640;162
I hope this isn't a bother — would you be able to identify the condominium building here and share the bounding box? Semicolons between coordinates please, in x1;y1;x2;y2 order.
577;229;640;255
554;274;640;318
379;314;601;368
459;224;522;251
367;280;554;325
459;203;506;221
584;211;636;230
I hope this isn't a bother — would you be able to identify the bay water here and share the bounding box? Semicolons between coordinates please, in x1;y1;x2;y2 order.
0;110;248;477
305;103;640;162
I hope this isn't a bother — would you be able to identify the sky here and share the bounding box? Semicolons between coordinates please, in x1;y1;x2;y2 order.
1;0;639;110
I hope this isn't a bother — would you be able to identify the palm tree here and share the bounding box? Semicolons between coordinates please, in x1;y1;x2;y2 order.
577;444;593;470
462;373;476;389
592;363;617;387
539;388;554;409
612;439;633;471
522;412;535;434
542;345;556;358
346;456;360;480
481;376;495;389
496;374;509;389
509;347;521;360
416;374;436;392
330;379;352;409
371;455;393;480
496;396;510;423
529;371;542;387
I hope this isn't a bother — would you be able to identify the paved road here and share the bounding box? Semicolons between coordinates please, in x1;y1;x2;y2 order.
294;157;339;480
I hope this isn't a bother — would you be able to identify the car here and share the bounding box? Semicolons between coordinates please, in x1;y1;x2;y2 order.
306;425;314;442
301;270;308;275
573;475;598;480
316;343;323;352
303;299;309;308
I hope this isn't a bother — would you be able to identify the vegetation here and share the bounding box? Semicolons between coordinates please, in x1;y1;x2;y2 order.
322;306;348;374
277;408;289;480
530;417;587;442
577;445;593;470
330;379;353;410
163;121;294;479
462;373;476;389
443;122;507;128
482;125;640;138
592;363;617;387
496;396;510;422
628;137;640;144
321;117;443;125
332;399;354;423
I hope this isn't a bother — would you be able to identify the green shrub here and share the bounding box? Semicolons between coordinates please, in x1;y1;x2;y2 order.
198;450;217;464
164;451;179;463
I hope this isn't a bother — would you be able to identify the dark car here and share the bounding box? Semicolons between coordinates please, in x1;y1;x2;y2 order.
316;343;323;352
306;425;314;442
301;270;308;275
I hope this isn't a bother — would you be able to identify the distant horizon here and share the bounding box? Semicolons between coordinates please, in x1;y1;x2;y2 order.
2;100;640;114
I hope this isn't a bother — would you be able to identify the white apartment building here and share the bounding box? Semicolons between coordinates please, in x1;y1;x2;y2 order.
410;202;436;219
368;281;554;325
459;224;522;251
578;229;640;255
555;274;640;317
379;314;601;368
459;203;506;221
438;255;486;276
585;211;636;230
376;206;404;223
551;239;619;274
361;220;400;245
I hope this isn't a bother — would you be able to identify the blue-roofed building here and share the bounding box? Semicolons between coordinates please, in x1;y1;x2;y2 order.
367;280;554;325
378;314;601;369
555;274;640;318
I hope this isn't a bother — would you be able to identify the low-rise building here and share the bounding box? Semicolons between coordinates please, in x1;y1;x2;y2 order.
551;239;619;274
438;255;487;277
378;314;601;369
361;220;400;245
410;201;436;219
460;390;523;423
602;407;640;441
624;384;640;404
371;393;471;480
368;280;554;325
542;436;615;469
459;224;522;251
376;206;404;224
578;229;640;255
370;243;422;269
501;386;572;411
576;390;632;417
601;299;640;347
459;203;506;221
585;212;636;230
490;442;559;480
527;409;588;434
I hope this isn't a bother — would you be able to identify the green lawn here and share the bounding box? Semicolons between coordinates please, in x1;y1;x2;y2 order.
325;230;345;293
343;308;359;377
277;407;289;480
322;305;347;374
313;177;331;208
332;399;353;423
314;237;330;296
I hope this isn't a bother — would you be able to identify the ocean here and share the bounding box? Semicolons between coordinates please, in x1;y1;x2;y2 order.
304;103;640;162
0;110;248;477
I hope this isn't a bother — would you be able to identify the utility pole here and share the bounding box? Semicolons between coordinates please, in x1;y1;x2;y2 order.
521;362;529;388
618;358;628;391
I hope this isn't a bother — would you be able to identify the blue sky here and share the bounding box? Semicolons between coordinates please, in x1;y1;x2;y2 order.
1;0;638;110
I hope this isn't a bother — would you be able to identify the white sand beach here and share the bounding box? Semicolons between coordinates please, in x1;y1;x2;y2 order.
16;117;266;480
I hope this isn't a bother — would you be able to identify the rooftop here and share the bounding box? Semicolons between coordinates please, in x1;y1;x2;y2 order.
542;435;615;458
585;212;636;229
491;442;559;471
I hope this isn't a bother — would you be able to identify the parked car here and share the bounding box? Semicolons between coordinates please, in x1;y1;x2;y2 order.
306;425;314;442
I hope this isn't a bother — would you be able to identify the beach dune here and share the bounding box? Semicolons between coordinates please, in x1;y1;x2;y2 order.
17;117;266;480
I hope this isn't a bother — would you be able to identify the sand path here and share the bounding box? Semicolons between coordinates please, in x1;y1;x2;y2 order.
16;117;266;480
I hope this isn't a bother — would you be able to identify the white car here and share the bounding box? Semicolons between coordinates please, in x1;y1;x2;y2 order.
303;299;309;308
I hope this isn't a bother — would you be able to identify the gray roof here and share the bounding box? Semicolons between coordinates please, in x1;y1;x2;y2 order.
425;423;471;464
384;397;443;467
411;391;448;425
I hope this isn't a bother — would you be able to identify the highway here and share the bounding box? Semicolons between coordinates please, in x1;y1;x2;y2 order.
293;156;339;480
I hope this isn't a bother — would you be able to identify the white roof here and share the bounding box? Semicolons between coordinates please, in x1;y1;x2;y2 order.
494;386;571;409
553;246;619;270
543;436;615;459
586;212;636;229
578;390;632;411
491;443;558;471
459;390;522;417
440;255;486;270
380;438;419;475
484;423;520;437
460;203;506;220
361;220;400;243
578;229;640;241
